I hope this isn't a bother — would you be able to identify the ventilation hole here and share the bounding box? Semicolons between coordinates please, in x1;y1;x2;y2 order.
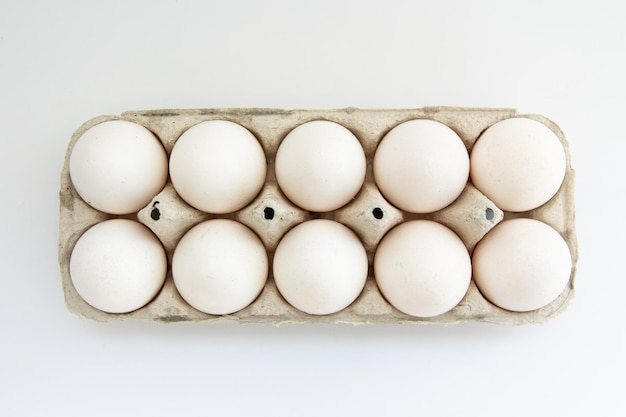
150;201;160;221
372;207;384;219
264;207;275;220
485;207;494;221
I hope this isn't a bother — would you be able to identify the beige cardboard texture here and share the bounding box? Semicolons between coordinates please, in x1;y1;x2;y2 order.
58;107;577;324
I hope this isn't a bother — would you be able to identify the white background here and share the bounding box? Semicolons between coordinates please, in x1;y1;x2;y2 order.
1;1;624;416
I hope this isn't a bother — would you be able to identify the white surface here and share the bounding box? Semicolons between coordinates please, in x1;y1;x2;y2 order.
375;220;472;317
70;120;168;214
276;120;366;212
470;117;566;212
273;220;368;315
169;120;267;213
473;219;573;312
1;0;624;416
70;219;167;314
374;119;469;213
172;220;268;315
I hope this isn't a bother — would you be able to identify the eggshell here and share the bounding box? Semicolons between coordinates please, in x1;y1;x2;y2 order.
472;218;572;312
470;117;566;212
172;219;268;315
169;120;267;214
273;219;368;315
69;219;167;314
373;119;469;213
275;120;366;212
69;120;168;214
374;220;472;317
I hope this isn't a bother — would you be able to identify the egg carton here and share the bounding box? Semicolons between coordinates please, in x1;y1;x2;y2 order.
58;107;577;325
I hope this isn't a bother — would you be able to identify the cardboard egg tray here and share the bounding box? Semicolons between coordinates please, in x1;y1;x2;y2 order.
58;107;577;324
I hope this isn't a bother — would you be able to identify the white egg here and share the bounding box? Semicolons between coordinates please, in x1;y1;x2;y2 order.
472;218;572;312
172;219;268;315
470;117;566;212
169;120;267;214
69;120;168;214
273;219;368;315
373;119;469;213
275;120;366;212
69;219;167;314
374;220;471;317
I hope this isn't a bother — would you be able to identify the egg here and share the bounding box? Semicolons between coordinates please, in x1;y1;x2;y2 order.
169;120;267;214
172;219;268;315
275;120;366;212
470;117;566;212
69;120;168;214
273;219;368;315
472;218;572;312
374;220;472;317
69;219;167;313
373;119;469;213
